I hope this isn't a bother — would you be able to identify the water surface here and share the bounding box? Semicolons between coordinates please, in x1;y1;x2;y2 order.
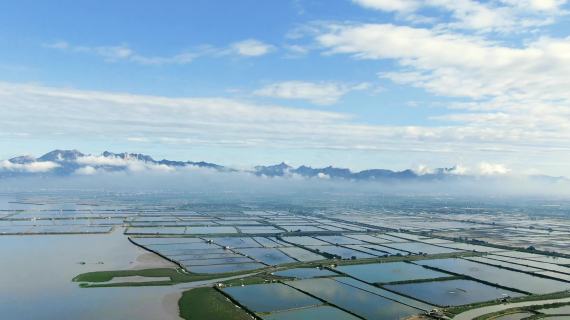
0;230;180;320
337;261;448;283
384;279;524;306
223;283;321;313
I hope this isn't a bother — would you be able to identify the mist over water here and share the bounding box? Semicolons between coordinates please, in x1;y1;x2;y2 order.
1;169;569;203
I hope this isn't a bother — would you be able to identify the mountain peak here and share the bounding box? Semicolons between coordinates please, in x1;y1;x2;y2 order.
102;151;155;163
3;149;565;182
38;149;84;162
254;162;293;176
8;155;36;164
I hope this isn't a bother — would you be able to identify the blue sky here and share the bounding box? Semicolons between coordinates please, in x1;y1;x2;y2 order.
1;0;569;176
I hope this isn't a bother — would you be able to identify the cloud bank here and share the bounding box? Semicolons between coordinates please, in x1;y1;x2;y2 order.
45;38;275;65
254;81;370;105
0;160;59;173
1;80;569;176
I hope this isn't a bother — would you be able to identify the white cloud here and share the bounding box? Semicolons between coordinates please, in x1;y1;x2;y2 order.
317;172;331;179
0;160;59;173
229;39;275;57
284;44;310;56
76;155;130;167
254;81;370;105
74;166;98;175
479;162;511;175
503;0;568;12
352;0;567;32
415;162;512;176
45;39;275;65
47;41;135;61
1;81;570;176
415;164;434;175
451;164;469;175
316;23;570;107
45;41;199;65
302;22;570;175
353;0;419;12
126;137;149;142
76;155;174;173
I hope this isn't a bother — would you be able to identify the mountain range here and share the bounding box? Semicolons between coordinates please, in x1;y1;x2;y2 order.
0;149;566;182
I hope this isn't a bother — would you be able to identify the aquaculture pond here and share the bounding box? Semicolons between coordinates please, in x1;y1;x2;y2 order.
384;279;524;306
346;244;408;256
179;257;254;266
144;241;218;250
131;237;205;245
282;236;329;246
237;226;283;234
337;261;449;283
492;312;534;320
261;305;359;320
253;237;286;248
236;248;296;265
222;283;321;313
536;271;570;282
287;278;422;319
278;247;325;262
187;262;265;274
315;235;365;245
185;226;238;234
273;268;337;279
539;305;570;315
464;256;541;272
381;242;460;255
126;227;186;235
417;258;570;294
175;252;244;261
345;234;393;244
306;245;376;259
206;237;262;248
334;277;434;311
485;255;570;274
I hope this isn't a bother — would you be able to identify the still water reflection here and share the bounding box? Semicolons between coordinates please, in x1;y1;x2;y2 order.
0;229;181;320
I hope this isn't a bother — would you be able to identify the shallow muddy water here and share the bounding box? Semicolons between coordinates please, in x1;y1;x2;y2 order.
0;229;181;320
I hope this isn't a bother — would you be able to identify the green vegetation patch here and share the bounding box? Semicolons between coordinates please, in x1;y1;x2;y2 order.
222;275;272;287
179;287;253;320
446;291;570;316
73;267;258;288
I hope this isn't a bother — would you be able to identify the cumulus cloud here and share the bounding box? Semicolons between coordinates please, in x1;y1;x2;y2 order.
76;155;130;167
352;0;568;32
254;81;370;105
414;164;484;176
415;164;434;175
479;162;511;175
317;172;331;179
75;155;174;173
503;0;568;12
229;39;275;57
74;166;98;175
1;81;569;176
353;0;419;12
317;23;570;100
45;38;275;65
45;41;200;65
313;23;570;163
452;165;469;175
0;160;59;173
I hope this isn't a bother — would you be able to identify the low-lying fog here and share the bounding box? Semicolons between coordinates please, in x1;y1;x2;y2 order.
1;168;569;200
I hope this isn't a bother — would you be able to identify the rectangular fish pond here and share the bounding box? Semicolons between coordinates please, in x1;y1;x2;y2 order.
384;279;525;307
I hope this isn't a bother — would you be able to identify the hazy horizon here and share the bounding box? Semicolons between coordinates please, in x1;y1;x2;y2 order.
1;1;569;176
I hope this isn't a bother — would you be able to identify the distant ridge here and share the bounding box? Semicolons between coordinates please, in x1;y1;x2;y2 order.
1;149;568;182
